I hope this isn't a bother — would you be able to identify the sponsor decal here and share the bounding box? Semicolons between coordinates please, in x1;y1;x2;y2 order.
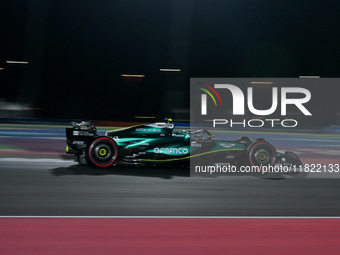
219;143;236;148
72;141;84;145
191;142;202;148
147;123;175;129
154;147;189;155
129;141;149;146
135;128;162;132
214;162;230;167
73;131;94;136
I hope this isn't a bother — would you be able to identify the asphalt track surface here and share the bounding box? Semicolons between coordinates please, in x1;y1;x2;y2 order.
1;125;340;254
1;157;340;216
1;124;340;216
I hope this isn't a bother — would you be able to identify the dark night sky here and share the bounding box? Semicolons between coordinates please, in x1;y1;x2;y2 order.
1;0;340;121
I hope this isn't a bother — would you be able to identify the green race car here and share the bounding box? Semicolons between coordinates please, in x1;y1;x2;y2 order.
65;118;302;168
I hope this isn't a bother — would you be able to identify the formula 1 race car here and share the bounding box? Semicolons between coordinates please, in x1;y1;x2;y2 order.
65;118;303;168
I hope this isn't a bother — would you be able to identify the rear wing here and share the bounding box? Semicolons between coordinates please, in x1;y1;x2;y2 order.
65;121;98;153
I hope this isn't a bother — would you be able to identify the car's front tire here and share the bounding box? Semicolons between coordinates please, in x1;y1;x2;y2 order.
86;137;118;168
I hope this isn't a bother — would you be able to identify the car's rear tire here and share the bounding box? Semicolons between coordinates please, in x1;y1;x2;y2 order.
247;141;277;168
86;137;118;168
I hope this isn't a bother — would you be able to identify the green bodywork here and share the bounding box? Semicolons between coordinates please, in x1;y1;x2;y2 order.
66;120;303;167
104;123;248;164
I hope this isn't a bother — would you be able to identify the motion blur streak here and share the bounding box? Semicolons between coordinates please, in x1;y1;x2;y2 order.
1;218;339;254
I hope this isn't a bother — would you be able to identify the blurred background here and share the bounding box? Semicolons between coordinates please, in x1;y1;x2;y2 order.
1;0;340;124
2;5;340;251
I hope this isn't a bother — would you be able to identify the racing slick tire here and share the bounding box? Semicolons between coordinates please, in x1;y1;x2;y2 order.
86;137;118;168
246;141;277;168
